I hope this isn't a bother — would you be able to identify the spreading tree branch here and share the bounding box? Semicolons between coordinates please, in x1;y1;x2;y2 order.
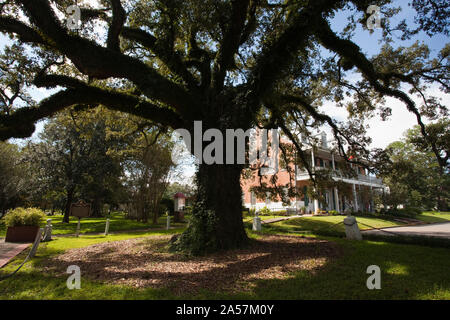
211;0;250;91
15;0;196;115
121;27;199;88
107;0;126;52
313;17;447;169
0;16;47;45
0;75;183;140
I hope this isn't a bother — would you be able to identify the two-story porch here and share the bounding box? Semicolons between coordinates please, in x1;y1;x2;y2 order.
241;132;387;214
295;146;385;214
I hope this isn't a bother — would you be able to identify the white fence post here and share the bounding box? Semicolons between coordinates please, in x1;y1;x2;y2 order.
29;228;43;258
76;217;81;237
104;218;110;236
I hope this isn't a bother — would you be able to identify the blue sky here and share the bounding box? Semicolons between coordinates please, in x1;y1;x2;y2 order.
331;1;448;56
322;1;449;149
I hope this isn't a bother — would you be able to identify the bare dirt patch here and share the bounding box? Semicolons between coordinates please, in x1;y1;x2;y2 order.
43;235;341;294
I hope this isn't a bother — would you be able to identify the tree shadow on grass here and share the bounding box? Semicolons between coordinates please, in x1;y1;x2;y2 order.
41;235;342;295
265;219;345;237
6;236;448;299
219;239;450;300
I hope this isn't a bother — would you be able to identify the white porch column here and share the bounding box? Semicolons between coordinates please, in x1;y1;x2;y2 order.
334;187;340;212
314;198;320;215
311;148;319;214
352;183;359;212
331;153;339;213
294;151;298;213
370;186;375;213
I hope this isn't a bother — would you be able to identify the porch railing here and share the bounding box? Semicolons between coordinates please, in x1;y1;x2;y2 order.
296;168;383;185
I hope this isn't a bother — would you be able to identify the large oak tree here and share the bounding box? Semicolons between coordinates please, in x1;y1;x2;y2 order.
0;0;448;254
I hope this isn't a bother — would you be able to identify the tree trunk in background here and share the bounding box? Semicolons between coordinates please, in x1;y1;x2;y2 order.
90;197;103;217
152;194;159;224
437;170;448;211
174;164;248;255
63;187;74;223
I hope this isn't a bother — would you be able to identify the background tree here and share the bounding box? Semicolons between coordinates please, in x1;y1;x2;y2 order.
73;109;126;217
0;0;448;253
27;108;126;222
124;130;175;223
164;182;196;199
379;122;449;211
0;141;27;214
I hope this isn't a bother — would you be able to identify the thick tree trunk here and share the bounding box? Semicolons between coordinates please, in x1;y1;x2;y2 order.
63;187;74;223
173;164;248;255
152;202;158;224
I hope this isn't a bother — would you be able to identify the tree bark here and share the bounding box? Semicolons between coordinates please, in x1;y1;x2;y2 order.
174;163;248;254
63;187;74;223
90;197;103;217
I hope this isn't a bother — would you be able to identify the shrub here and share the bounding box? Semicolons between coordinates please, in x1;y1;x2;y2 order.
5;207;45;227
275;210;287;216
383;207;422;218
329;210;339;215
258;206;272;216
404;206;422;216
183;205;193;215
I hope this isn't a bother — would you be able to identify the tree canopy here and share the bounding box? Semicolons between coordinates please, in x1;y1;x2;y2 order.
380;120;449;211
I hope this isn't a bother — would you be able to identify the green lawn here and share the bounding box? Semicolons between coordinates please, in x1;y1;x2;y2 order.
1;212;450;299
208;236;450;300
261;212;450;237
2;210;448;238
0;212;188;237
263;215;407;237
0;228;185;300
243;215;288;223
414;211;450;224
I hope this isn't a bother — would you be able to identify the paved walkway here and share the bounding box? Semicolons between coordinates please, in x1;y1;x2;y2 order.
0;241;30;268
362;222;450;239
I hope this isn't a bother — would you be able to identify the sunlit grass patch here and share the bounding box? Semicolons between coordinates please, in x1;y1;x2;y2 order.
0;211;188;237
